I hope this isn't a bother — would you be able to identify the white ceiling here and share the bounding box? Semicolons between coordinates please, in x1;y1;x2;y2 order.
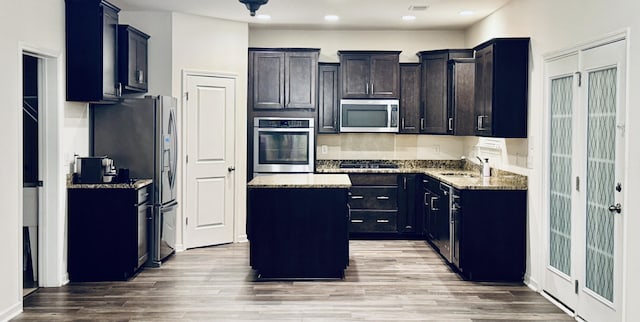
109;0;511;30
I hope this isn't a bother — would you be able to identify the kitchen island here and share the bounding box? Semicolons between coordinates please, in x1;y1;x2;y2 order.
247;173;351;279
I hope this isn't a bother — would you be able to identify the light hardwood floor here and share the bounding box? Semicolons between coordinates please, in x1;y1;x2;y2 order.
15;240;573;321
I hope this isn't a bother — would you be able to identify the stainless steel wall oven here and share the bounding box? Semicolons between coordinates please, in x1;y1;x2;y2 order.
253;117;315;175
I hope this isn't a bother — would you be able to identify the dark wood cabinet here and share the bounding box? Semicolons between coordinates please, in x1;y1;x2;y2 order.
318;63;340;133
66;0;120;102
118;25;150;94
247;187;349;278
339;51;400;99
473;38;530;138
399;64;421;134
448;58;476;135
68;183;150;281
249;48;319;110
417;49;473;134
421;175;444;242
398;174;421;234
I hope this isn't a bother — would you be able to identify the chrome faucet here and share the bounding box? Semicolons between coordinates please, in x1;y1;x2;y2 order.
476;156;484;164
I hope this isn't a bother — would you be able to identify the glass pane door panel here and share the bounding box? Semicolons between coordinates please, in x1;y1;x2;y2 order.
258;132;310;165
549;76;573;276
585;67;617;302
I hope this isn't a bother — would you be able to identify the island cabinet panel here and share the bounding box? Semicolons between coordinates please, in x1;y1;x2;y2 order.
247;188;349;279
249;48;319;111
473;38;530;138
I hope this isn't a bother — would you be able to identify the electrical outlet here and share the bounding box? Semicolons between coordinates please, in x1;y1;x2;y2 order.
321;145;328;154
432;145;440;153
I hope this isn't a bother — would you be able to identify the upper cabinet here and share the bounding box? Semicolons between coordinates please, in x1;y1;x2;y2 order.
66;0;120;102
118;25;150;94
249;48;320;110
447;58;476;136
417;49;473;134
317;63;340;133
399;63;421;134
338;51;400;99
473;38;530;138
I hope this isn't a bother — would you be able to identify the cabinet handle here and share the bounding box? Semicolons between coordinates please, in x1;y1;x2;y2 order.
420;118;425;131
116;82;122;96
366;83;369;95
448;117;454;131
351;219;364;223
376;196;390;200
402;118;405;129
477;115;486;130
403;177;407;190
424;193;429;206
371;83;374;94
430;196;439;211
137;70;144;83
376;219;390;223
351;195;364;199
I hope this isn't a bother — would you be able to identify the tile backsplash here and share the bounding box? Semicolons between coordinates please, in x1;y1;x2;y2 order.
316;133;466;160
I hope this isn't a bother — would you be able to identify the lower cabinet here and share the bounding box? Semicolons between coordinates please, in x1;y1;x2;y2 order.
348;173;422;238
67;183;150;281
422;174;527;282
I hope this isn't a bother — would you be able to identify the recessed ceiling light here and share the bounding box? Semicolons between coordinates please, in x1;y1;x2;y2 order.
402;15;416;21
324;15;339;21
256;14;271;19
459;10;474;16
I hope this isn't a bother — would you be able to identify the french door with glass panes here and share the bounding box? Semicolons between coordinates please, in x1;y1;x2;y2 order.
545;38;626;322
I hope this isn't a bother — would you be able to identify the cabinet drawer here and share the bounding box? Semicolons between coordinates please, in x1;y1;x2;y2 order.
349;187;397;210
349;210;397;233
349;174;398;186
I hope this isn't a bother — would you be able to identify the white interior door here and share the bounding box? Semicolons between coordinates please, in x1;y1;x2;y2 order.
577;39;625;322
184;74;236;248
544;38;626;322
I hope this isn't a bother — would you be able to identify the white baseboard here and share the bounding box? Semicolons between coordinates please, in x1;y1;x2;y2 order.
524;274;539;291
0;301;22;322
236;234;248;243
175;243;185;252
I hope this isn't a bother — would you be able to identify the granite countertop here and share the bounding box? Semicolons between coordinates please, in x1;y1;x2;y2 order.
248;173;352;189
67;178;153;190
315;160;527;191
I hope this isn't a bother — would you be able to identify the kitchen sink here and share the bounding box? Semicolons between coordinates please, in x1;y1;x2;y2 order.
439;172;478;178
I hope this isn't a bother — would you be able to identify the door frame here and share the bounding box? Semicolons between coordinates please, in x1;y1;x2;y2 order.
180;70;245;250
541;29;629;320
18;44;66;289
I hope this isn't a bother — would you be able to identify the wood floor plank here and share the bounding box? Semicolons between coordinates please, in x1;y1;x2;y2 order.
14;240;573;321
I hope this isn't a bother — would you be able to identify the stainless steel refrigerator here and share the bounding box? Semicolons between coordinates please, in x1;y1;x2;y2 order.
91;95;178;267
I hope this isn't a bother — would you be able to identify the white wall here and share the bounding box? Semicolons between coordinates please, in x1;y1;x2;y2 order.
0;0;88;319
465;0;640;320
249;29;466;62
171;13;249;244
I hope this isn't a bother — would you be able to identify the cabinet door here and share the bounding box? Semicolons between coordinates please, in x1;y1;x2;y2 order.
341;55;370;98
102;5;119;99
399;64;420;133
119;26;149;93
370;54;399;98
398;174;418;234
251;51;285;109
421;53;448;134
474;45;494;136
318;64;339;133
285;52;318;109
449;59;475;136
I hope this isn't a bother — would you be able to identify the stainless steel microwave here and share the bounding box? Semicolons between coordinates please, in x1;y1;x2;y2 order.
340;99;399;133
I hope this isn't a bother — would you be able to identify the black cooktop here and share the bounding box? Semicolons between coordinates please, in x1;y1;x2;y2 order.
339;162;399;169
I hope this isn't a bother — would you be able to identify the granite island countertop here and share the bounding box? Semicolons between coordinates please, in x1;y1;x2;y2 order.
248;173;351;189
315;160;527;191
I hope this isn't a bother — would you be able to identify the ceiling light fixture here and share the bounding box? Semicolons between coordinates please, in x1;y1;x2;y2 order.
324;15;339;21
459;10;474;16
238;0;269;17
402;15;416;21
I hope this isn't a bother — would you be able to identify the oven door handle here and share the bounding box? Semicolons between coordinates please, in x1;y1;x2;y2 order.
255;128;313;132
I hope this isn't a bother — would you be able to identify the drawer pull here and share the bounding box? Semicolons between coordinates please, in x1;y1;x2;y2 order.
351;195;364;199
376;196;390;200
376;219;390;223
351;219;364;223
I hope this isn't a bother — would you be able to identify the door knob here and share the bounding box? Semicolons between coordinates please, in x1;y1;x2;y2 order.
228;166;236;172
608;203;622;214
